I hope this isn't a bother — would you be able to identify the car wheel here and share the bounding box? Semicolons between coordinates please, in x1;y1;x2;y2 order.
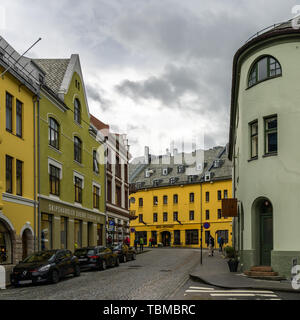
132;253;136;260
115;257;119;267
51;270;60;284
101;260;107;270
73;264;80;277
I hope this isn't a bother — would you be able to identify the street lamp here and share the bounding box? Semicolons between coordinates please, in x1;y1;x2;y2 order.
200;182;203;264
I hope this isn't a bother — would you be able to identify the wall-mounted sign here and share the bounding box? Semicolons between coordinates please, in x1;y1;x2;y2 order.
204;222;210;229
222;198;238;217
130;228;135;233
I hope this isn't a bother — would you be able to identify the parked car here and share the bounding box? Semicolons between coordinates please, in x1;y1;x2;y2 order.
74;246;119;271
10;249;80;287
112;244;136;263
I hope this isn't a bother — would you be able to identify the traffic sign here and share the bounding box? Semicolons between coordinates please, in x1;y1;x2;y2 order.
109;220;115;226
203;222;210;229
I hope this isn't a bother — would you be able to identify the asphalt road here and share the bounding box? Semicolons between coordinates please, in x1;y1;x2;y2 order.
0;248;200;300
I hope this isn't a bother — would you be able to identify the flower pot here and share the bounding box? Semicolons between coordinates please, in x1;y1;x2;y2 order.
227;260;239;272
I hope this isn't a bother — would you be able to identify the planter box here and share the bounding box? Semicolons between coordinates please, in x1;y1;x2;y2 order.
227;260;239;272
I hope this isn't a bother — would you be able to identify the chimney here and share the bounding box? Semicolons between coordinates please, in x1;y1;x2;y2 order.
145;146;150;164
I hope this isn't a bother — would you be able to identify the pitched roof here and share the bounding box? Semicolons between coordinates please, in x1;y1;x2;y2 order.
33;59;70;94
129;146;232;189
90;114;110;130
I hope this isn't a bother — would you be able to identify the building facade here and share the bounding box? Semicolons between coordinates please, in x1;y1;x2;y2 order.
228;21;300;277
0;37;43;277
129;146;233;248
34;55;106;252
91;115;131;246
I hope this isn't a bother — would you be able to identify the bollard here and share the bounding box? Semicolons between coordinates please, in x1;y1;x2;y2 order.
0;266;6;289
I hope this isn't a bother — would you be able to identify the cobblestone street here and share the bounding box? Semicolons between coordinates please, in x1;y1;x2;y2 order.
0;248;200;300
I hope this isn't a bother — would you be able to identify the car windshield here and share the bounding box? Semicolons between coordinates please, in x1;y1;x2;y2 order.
22;251;56;263
75;248;94;256
113;245;122;250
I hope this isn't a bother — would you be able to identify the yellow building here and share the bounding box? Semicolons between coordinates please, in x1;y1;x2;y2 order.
129;146;232;248
0;38;43;273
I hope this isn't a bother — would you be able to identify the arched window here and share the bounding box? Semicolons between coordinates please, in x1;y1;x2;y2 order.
0;221;12;265
74;136;82;163
248;56;282;87
49;117;59;149
74;99;81;124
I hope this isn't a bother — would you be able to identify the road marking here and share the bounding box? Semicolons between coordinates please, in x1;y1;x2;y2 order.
186;289;274;294
210;293;256;297
189;286;215;290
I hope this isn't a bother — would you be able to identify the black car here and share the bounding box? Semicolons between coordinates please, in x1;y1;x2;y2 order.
10;249;80;286
112;244;136;263
74;246;119;271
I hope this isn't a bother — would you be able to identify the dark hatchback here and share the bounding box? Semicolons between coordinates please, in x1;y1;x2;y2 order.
10;249;80;286
112;244;136;263
74;246;119;271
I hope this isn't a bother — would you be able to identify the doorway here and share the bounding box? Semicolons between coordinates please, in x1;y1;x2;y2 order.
259;200;273;266
161;231;171;246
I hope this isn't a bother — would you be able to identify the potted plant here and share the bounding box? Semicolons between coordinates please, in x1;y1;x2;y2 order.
224;246;239;272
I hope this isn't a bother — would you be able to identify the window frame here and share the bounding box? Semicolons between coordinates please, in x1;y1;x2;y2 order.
247;55;282;88
249;119;258;159
189;192;194;203
163;212;168;222
49;117;60;150
93;185;100;209
74;98;81;124
189;210;194;221
49;165;60;196
264;115;278;156
16;99;23;138
16;160;23;196
74;136;82;163
6;92;13;133
5;155;13;193
74;176;83;203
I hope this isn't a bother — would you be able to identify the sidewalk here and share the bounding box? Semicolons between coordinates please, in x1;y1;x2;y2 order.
190;250;299;293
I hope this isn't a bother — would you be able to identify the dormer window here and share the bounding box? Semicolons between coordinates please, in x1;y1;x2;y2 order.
248;56;281;87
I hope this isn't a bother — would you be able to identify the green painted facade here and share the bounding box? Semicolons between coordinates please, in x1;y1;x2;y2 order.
37;59;106;252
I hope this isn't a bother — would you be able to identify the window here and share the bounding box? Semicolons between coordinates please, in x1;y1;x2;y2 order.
74;98;81;124
97;224;103;245
74;137;82;163
174;230;181;245
125;189;128;209
49;118;59;149
93;150;99;173
41;213;53;250
75;177;83;203
189;210;194;221
139;198;143;207
177;165;184;173
264;116;278;154
61;217;68;249
153;196;158;206
217;190;222;200
163;212;168;222
49;165;60;196
16;100;22;137
173;212;178;221
224;190;228;199
206;210;210;220
107;180;112;202
250;121;258;158
248;56;281;87
163;195;168;205
153;213;158;222
74;219;82;248
116;185;121;206
6;92;13;132
189;192;194;203
124;164;128;183
205;192;209;202
139;214;143;223
116;156;121;178
93;185;100;209
173;194;178;204
5;155;13;193
218;209;222;219
186;230;198;245
16;160;23;196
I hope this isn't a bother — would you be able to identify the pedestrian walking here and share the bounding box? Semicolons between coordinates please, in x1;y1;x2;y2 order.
134;239;138;252
139;237;144;252
218;236;224;252
208;235;215;257
149;238;152;247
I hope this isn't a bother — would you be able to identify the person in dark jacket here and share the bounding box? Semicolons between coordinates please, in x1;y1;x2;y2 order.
208;235;215;257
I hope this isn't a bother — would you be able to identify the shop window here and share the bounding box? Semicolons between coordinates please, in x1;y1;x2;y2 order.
185;230;199;245
60;217;68;249
74;219;82;248
88;222;93;246
97;224;103;246
0;221;12;265
174;230;181;245
41;213;53;251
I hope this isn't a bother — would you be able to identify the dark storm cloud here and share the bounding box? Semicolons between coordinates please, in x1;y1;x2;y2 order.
86;84;112;112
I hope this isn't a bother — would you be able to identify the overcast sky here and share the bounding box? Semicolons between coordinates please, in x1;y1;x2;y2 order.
1;0;299;157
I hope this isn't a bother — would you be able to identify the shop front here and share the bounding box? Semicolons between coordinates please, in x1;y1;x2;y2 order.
39;198;106;252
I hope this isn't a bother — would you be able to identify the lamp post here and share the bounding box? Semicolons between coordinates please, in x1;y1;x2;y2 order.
200;182;203;264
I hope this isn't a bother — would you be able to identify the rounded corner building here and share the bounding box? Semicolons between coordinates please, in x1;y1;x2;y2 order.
228;20;300;278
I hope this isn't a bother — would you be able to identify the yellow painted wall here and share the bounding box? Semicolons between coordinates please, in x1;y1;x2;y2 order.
129;179;232;248
0;66;37;236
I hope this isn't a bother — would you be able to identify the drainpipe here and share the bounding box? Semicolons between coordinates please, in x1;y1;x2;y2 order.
200;181;203;264
37;94;41;251
33;95;37;252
